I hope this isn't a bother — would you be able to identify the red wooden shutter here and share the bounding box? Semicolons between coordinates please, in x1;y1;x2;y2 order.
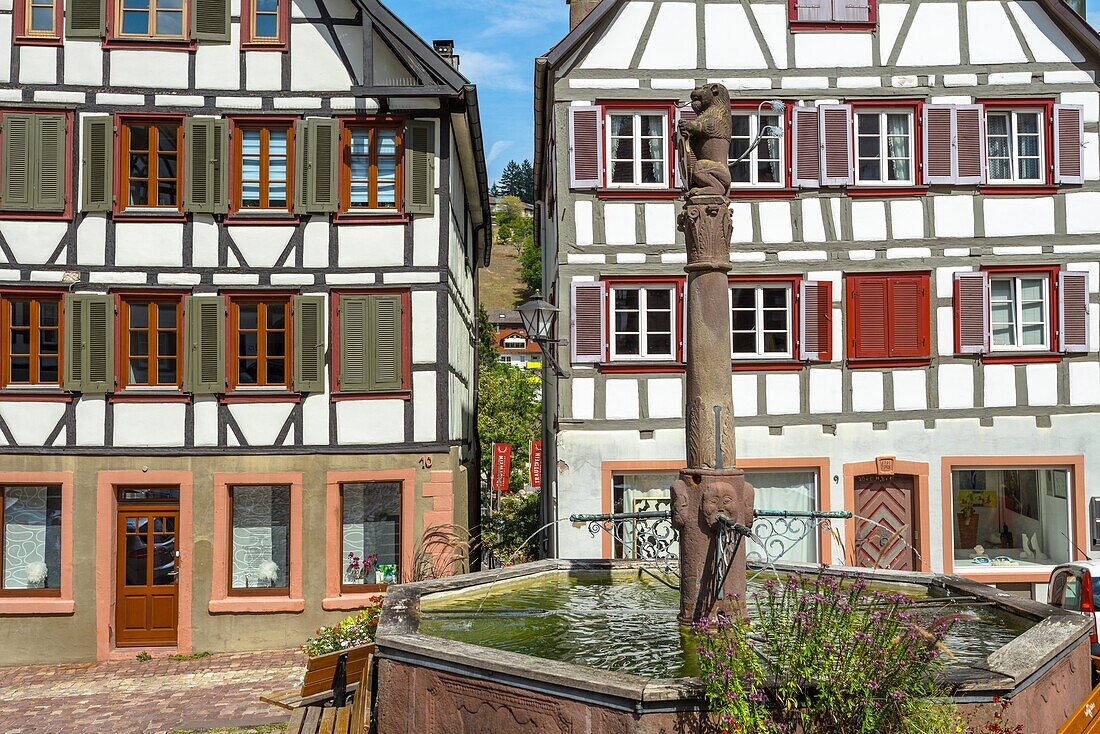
1059;270;1090;353
791;106;820;188
832;0;870;22
569;105;603;189
571;281;606;363
887;275;929;358
794;0;830;21
954;105;985;185
1053;104;1085;185
674;106;698;190
923;105;955;185
819;104;853;186
954;271;989;355
848;276;888;359
799;280;832;361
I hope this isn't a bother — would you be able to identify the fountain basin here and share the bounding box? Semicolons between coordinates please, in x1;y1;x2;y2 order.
374;559;1092;733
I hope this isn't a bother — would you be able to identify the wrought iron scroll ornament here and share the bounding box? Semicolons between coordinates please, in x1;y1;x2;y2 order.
569;508;853;594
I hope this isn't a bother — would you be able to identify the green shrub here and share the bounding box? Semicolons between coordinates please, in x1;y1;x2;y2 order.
696;569;956;734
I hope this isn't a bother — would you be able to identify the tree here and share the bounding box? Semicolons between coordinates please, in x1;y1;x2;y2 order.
492;195;540;297
518;235;541;295
493;159;535;204
477;362;540;493
477;302;498;369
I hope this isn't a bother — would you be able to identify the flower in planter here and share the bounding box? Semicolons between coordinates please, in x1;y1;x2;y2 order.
301;597;385;657
346;552;381;583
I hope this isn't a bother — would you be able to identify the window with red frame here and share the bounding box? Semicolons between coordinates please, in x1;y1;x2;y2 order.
14;0;63;41
729;110;785;188
0;294;60;387
846;273;930;360
229;297;291;389
730;282;793;359
790;0;876;25
241;0;286;47
605;109;669;189
121;298;182;388
954;267;1089;356
985;107;1045;185
609;283;677;361
120;119;183;212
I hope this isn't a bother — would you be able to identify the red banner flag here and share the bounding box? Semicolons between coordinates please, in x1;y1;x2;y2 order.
491;443;512;493
529;441;543;489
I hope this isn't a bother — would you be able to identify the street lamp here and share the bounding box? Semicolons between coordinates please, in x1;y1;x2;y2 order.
517;292;565;377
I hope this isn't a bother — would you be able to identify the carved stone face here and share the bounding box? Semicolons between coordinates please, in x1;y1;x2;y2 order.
689;83;727;115
701;480;739;528
670;479;693;530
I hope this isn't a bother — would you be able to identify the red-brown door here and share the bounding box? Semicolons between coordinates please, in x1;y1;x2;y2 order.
116;507;179;647
854;474;918;571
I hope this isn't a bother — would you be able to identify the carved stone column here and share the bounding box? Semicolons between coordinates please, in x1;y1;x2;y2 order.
671;195;755;623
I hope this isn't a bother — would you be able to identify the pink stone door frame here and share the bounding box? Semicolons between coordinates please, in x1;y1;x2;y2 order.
95;470;194;660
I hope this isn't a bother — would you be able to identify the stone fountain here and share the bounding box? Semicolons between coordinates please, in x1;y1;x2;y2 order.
371;84;1093;733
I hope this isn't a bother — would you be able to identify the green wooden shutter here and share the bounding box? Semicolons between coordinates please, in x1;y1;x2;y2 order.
338;295;369;392
185;296;226;394
292;295;325;393
83;295;115;393
211;119;229;214
1;113;34;211
81;115;114;212
368;294;403;392
184;118;213;214
404;120;436;216
293;120;308;214
63;295;84;392
306;118;339;213
62;294;114;393
66;0;105;37
191;0;230;42
34;114;67;212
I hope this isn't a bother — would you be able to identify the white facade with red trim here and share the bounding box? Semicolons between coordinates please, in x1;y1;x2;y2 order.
536;0;1100;597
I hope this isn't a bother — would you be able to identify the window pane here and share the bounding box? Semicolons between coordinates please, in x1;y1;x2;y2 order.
731;310;755;331
640;162;663;184
157;332;177;357
350;183;371;205
268;183;287;207
157;303;176;329
857;114;879;134
2;486;62;589
610;115;632;136
238;304;258;330
731;333;755;354
130;331;149;357
269;130;288;156
646;334;671;355
761;288;787;308
730;288;754;309
30;7;54;31
129;358;148;384
122;9;148;33
744;472;817;563
647;289;671;310
1017;113;1039;134
156;9;182;33
231;486;290;589
39;301;57;327
254;13;278;38
38;357;57;383
266;304;285;328
129;181;149;206
238;332;258;357
763;332;788;353
349;130;370;155
1018;159;1040;180
951;469;1070;567
341;483;401;585
639;115;663;137
10;330;28;355
238;359;258;384
267;358;285;384
157;358;177;383
611;161;633;184
349;158;371;180
9;357;28;382
256;0;277;12
614;289;639;310
377;182;396;206
615;334;640;355
242;129;262;155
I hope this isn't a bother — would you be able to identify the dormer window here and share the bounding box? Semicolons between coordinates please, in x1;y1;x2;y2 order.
790;0;876;28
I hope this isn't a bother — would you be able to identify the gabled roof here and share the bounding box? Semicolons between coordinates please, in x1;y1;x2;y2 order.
361;0;493;265
534;0;1100;192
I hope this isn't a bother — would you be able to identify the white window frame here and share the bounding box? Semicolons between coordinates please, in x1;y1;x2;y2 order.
502;336;526;350
985;108;1046;185
989;274;1051;352
729;111;785;189
609;284;677;361
728;283;793;360
605;110;669;189
854;109;915;186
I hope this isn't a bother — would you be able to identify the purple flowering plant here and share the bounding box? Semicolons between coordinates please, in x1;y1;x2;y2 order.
695;568;959;734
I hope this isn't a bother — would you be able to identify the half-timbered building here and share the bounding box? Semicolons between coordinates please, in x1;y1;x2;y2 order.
0;0;490;663
536;0;1100;601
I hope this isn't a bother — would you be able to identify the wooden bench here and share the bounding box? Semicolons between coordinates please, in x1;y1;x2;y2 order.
261;643;375;711
282;651;374;734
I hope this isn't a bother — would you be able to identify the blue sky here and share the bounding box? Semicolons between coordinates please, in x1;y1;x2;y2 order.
399;0;1100;185
397;0;568;183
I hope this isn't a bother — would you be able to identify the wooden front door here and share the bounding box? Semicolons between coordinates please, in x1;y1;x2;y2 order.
116;504;179;647
854;474;918;571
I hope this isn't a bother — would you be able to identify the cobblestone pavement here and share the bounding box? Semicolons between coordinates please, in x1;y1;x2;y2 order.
0;649;304;734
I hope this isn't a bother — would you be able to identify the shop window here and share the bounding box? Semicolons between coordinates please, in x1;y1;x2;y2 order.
228;484;290;593
0;485;62;593
951;468;1071;568
340;482;400;591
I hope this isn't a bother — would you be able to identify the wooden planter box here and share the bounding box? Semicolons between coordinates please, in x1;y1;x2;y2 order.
301;642;375;699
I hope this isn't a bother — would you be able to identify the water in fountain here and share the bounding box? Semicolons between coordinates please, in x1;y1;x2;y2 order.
417;569;1032;678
